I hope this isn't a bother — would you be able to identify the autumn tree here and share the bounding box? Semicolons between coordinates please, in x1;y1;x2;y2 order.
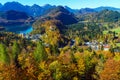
41;20;63;46
100;59;120;80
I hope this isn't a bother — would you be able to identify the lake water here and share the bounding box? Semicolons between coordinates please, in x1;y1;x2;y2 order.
4;24;33;34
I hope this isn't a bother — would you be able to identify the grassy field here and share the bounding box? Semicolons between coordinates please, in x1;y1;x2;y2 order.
103;27;120;34
116;43;120;47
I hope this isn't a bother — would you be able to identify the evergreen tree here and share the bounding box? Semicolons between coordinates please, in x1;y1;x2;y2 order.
51;45;59;56
0;44;10;64
12;41;20;64
33;41;48;63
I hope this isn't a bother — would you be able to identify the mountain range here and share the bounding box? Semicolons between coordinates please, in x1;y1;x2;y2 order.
0;1;120;25
0;1;120;17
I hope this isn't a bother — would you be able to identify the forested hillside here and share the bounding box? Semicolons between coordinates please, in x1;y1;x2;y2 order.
1;1;120;80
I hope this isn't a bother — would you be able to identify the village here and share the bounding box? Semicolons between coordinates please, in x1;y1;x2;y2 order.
20;33;113;51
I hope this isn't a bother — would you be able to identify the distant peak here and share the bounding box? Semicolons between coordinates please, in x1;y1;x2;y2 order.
4;1;21;4
32;4;40;7
4;1;23;6
0;3;2;7
43;4;51;7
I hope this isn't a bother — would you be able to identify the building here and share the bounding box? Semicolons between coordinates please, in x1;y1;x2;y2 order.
103;44;110;51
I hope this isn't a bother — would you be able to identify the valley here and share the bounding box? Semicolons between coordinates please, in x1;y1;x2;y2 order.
0;1;120;80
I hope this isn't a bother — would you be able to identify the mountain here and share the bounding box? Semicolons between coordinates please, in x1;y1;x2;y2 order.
41;4;56;16
0;2;25;12
5;10;29;20
28;4;56;17
95;6;120;12
0;2;56;17
0;1;120;18
64;6;78;13
42;4;55;10
0;10;29;20
76;9;120;22
0;3;2;8
64;6;120;15
47;6;70;15
78;8;96;14
41;6;78;25
0;10;34;25
29;4;43;17
97;9;120;22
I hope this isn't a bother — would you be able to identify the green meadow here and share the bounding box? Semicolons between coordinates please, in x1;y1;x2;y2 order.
103;27;120;34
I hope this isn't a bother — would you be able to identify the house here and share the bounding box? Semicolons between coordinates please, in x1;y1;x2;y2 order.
85;41;110;51
85;40;100;50
103;44;110;51
85;42;91;46
19;33;25;38
31;39;39;42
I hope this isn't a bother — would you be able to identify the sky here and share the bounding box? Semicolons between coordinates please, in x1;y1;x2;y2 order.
0;0;120;9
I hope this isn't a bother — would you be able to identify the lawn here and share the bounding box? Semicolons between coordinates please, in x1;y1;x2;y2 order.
103;27;120;34
116;43;120;47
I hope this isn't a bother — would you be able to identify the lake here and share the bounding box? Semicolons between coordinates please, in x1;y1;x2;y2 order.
4;24;33;34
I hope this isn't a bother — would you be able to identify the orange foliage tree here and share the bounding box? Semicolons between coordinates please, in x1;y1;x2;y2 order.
100;59;120;80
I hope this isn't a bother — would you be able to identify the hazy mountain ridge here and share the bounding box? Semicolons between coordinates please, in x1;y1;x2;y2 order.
95;6;120;12
0;2;55;17
0;1;120;17
78;8;96;14
0;1;120;25
0;2;25;12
